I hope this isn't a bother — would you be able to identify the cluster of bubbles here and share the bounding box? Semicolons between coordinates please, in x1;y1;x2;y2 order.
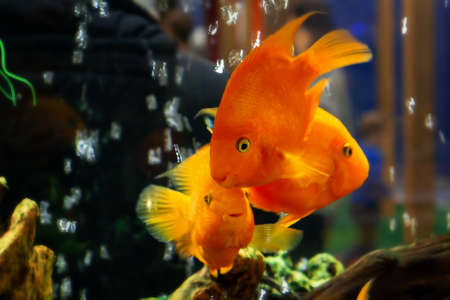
57;218;77;233
228;49;245;68
75;129;99;163
151;61;169;86
220;4;240;26
262;0;289;15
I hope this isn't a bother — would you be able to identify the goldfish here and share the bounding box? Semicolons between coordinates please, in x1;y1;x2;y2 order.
197;106;369;227
247;108;369;226
136;145;302;275
208;12;372;188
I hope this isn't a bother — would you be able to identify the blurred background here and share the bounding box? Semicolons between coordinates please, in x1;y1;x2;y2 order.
0;0;448;299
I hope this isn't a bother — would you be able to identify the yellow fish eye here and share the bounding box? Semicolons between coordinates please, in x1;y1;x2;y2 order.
343;143;353;157
204;194;212;205
236;137;251;153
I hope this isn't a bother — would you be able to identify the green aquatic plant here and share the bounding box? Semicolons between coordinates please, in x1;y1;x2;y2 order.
260;251;345;297
0;39;36;106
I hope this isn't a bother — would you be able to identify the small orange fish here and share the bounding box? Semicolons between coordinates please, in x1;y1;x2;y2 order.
209;12;372;188
136;145;302;275
247;108;369;226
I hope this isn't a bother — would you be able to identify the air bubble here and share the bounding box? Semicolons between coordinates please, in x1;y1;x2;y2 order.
439;130;447;144
163;243;175;261
91;0;110;17
72;49;84;65
75;130;99;163
63;187;82;210
146;94;158;111
164;128;173;152
402;212;411;227
110;122;122;140
252;31;261;49
147;147;162;165
175;65;184;85
424;113;434;130
100;244;111;260
401;17;408;35
281;278;290;293
185;257;195;276
447;212;450;230
257;288;267;300
40;201;52;225
75;22;88;49
64;158;72;174
208;21;219;35
84;250;93;266
389;218;396;232
42;71;54;85
56;254;68;274
174;144;183;163
60;277;72;299
164;97;184;132
214;59;225;74
406;97;415;115
80;288;87;300
389;166;395;184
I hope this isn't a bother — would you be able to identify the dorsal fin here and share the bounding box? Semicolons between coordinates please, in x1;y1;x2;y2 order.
258;11;317;56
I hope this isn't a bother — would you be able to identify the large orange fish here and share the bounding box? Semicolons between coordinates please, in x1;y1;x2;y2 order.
198;106;369;227
136;145;302;275
209;12;372;188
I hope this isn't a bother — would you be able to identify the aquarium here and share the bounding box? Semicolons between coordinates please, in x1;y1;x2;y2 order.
0;0;449;299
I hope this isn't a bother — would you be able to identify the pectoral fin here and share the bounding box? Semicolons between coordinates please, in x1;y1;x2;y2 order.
250;223;303;253
136;184;193;257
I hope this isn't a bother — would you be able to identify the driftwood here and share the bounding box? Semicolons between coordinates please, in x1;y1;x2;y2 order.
303;234;450;300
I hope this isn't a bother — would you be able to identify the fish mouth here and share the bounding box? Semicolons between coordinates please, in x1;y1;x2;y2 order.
228;213;243;218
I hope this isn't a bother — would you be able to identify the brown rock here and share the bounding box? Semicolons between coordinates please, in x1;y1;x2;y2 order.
0;198;55;299
170;247;265;300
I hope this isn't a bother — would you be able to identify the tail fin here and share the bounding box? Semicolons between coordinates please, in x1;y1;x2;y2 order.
296;29;372;83
250;223;303;253
136;184;193;257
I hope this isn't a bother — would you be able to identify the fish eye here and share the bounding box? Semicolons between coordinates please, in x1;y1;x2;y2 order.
236;137;251;153
204;194;212;206
343;143;353;157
